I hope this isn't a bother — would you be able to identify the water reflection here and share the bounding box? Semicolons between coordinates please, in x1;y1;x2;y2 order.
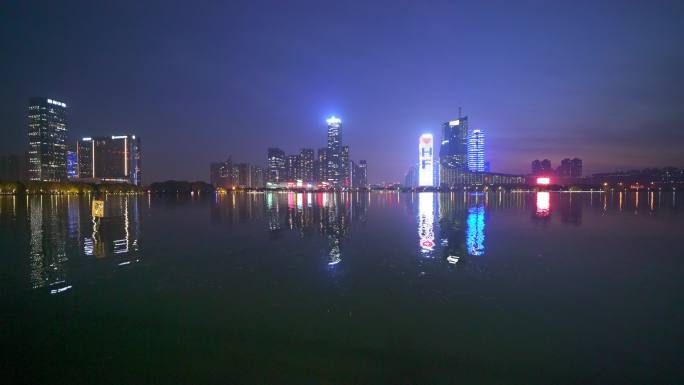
466;204;485;256
3;190;682;295
28;196;69;291
212;192;368;267
25;195;141;294
417;192;436;256
535;192;551;218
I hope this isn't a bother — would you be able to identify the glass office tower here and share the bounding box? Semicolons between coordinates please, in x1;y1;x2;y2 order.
27;97;68;181
467;129;485;172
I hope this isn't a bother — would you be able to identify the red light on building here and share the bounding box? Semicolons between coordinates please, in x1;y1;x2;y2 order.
537;177;551;185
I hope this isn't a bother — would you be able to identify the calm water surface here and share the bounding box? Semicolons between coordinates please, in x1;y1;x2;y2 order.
1;191;683;384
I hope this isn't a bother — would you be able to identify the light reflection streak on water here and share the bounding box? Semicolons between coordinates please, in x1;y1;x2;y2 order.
417;192;435;256
536;192;550;217
466;205;485;256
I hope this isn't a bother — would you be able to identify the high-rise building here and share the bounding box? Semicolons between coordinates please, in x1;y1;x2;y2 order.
571;158;582;177
27;97;68;181
210;158;233;188
66;147;78;180
405;164;418;188
358;160;367;188
286;154;301;181
350;160;366;189
267;148;286;182
77;138;93;179
419;134;434;187
557;158;572;177
300;148;314;182
236;163;250;187
532;160;542;175
251;166;265;188
467;129;485;172
341;145;350;187
439;116;468;171
317;148;328;183
326;116;342;186
77;135;142;185
556;158;583;177
541;159;552;174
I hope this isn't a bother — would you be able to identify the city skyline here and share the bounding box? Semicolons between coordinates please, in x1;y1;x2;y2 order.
1;1;683;184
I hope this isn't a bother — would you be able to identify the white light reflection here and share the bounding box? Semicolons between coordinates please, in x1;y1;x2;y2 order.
418;192;436;256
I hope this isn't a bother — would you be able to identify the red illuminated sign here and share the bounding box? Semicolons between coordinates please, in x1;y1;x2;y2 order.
536;177;551;185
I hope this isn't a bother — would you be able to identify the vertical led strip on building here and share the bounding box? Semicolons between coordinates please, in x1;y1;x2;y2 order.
419;134;434;187
124;136;128;177
92;140;96;178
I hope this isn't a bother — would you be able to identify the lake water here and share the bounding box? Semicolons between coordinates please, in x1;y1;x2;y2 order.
1;191;683;384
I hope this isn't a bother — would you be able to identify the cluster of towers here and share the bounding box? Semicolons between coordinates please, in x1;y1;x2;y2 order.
266;117;367;189
408;112;488;188
531;158;582;178
26;97;141;185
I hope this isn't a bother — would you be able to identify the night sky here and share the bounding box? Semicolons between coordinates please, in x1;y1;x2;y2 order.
1;1;683;183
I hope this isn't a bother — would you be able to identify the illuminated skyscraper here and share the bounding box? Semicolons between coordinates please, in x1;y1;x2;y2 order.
439;116;468;171
357;160;367;188
76;135;142;185
66;147;78;179
419;134;434;187
317;148;328;183
467;129;485;172
300;148;314;182
267;147;286;182
286;154;301;181
341;145;350;187
210;158;233;188
27;97;68;181
326;116;342;186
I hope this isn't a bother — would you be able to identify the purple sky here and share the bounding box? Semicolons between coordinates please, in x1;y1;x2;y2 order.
1;0;683;183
